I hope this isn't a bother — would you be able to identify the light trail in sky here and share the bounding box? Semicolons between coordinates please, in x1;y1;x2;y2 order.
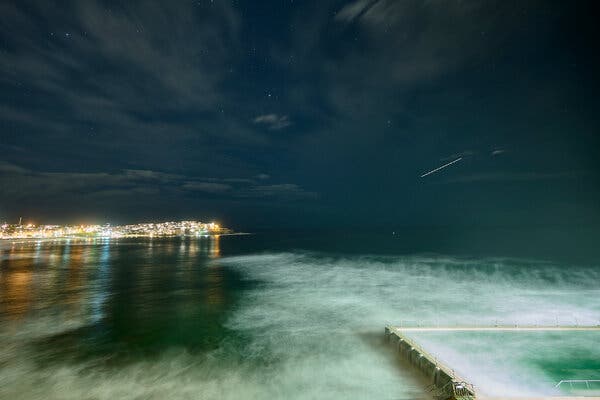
420;157;463;178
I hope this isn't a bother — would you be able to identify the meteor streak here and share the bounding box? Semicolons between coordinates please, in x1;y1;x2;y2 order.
420;157;463;178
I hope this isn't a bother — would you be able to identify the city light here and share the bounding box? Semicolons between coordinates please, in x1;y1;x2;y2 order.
0;220;230;239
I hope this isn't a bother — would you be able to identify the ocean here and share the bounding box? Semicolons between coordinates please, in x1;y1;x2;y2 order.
1;228;599;399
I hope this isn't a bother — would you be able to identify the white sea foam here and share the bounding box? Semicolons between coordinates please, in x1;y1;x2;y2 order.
219;252;600;396
1;251;599;398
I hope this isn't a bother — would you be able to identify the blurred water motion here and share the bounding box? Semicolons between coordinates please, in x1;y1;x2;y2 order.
0;237;228;352
1;233;599;399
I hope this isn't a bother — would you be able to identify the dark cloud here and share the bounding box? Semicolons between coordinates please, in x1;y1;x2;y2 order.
253;114;292;130
0;0;265;172
0;0;599;227
0;162;317;203
325;0;549;116
241;184;319;200
442;171;587;184
256;173;271;180
0;162;177;197
182;182;233;194
335;0;374;23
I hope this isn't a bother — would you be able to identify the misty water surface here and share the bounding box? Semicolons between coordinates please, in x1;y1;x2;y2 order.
1;232;599;399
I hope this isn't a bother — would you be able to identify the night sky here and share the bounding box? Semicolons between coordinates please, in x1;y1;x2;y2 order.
1;1;599;229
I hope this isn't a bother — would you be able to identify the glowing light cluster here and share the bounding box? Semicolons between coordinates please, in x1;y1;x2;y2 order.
0;220;229;239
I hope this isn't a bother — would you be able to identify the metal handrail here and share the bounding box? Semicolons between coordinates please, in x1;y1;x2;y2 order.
433;380;476;398
387;327;477;398
396;317;600;329
555;379;600;389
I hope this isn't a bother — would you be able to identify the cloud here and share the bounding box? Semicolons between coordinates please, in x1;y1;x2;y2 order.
334;0;374;23
183;180;318;200
253;114;292;130
91;187;160;198
241;184;319;199
0;162;177;197
318;0;549;122
0;162;317;202
255;173;270;180
442;150;476;162
0;0;271;171
442;171;586;184
122;169;180;182
0;162;29;174
182;182;232;193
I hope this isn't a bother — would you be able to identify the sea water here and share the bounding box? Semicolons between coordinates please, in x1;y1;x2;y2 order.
1;229;599;399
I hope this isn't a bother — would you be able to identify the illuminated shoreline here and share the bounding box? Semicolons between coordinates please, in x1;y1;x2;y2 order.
0;220;235;240
0;232;251;242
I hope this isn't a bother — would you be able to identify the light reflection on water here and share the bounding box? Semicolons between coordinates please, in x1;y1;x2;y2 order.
0;236;599;399
0;237;224;339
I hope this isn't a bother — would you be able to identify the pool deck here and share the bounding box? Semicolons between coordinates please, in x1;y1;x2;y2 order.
385;325;600;400
479;397;600;400
390;325;600;332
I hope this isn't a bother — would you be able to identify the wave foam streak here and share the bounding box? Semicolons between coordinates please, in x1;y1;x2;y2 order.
221;253;600;396
1;251;599;398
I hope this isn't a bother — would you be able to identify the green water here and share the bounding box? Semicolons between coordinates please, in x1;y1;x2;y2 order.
409;331;600;396
1;238;242;356
1;231;599;399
